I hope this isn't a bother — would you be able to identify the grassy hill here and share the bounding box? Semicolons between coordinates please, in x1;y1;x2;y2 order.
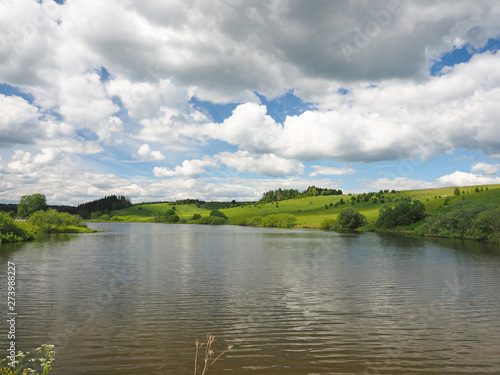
106;184;500;228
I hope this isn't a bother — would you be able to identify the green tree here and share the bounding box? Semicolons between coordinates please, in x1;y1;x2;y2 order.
192;213;202;220
18;194;47;217
454;187;461;196
335;208;367;229
377;197;426;228
209;210;228;220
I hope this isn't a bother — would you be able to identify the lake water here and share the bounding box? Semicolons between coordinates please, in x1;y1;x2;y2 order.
1;223;500;374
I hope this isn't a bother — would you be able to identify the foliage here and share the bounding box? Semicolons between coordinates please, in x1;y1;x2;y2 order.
209;210;228;220
416;202;500;243
319;218;336;230
28;210;86;234
377;197;426;228
0;344;55;375
192;213;202;220
154;209;180;223
0;212;35;243
77;195;132;219
454;187;461;196
247;216;262;226
259;186;342;203
261;214;297;228
335;208;367;229
17;194;47;217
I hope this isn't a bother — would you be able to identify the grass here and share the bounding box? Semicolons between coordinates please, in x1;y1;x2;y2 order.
104;184;500;229
106;203;212;223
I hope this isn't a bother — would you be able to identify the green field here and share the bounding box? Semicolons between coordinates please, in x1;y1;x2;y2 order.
107;184;500;228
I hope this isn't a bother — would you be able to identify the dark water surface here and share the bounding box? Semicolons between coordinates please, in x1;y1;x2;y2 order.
1;223;500;374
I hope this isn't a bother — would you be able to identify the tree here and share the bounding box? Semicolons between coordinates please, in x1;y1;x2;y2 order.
18;194;47;217
377;197;426;228
335;208;367;229
454;187;461;196
192;213;202;220
209;210;228;220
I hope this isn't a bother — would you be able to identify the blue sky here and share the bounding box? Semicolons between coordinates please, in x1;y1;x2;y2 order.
2;1;500;205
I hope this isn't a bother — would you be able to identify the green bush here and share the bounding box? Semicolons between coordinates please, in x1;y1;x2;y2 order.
192;213;202;220
377;197;426;228
262;214;297;228
416;202;500;243
319;218;336;230
335;208;367;229
247;216;263;226
28;210;87;234
0;212;35;242
209;210;228;220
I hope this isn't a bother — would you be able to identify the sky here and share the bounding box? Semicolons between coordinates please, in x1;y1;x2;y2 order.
2;0;500;205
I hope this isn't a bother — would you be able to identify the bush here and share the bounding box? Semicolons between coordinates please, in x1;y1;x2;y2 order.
28;210;87;234
416;202;500;243
0;212;35;243
262;214;297;228
335;208;367;229
247;216;263;226
319;218;336;230
210;210;228;220
377;197;426;228
192;213;202;220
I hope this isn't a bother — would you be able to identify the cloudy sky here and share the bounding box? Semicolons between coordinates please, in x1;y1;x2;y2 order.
2;0;500;205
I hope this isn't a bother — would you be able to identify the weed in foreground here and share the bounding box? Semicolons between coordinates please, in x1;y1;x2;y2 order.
194;334;233;375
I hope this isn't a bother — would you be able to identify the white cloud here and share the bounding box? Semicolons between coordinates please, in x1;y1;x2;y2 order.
216;151;304;177
308;165;356;177
134;144;165;162
33;148;61;165
0;95;42;147
437;171;500;186
471;162;500;176
153;158;217;178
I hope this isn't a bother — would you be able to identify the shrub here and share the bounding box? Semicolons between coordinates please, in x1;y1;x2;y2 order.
262;214;297;228
377;197;426;228
319;218;336;230
247;216;262;226
335;208;367;229
192;213;202;220
28;209;87;234
0;212;35;243
416;202;500;243
209;210;228;220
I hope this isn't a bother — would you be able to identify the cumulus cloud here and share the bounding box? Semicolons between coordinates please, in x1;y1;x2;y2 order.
437;171;500;186
471;162;500;176
153;158;217;178
134;144;165;162
308;165;356;177
0;95;43;147
216;150;304;177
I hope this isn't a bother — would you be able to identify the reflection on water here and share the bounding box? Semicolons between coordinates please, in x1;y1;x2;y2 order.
1;223;500;374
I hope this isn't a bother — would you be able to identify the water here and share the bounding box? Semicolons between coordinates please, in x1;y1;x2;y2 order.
1;223;500;374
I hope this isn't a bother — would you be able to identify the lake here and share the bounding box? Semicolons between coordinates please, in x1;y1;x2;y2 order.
1;223;500;374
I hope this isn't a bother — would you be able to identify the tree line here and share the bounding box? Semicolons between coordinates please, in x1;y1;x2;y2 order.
260;186;343;203
77;195;132;219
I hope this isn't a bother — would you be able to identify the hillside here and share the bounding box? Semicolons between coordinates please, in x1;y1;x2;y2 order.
106;184;500;228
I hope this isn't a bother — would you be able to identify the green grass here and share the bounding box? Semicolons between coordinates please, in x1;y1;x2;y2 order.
109;202;212;222
107;184;500;228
